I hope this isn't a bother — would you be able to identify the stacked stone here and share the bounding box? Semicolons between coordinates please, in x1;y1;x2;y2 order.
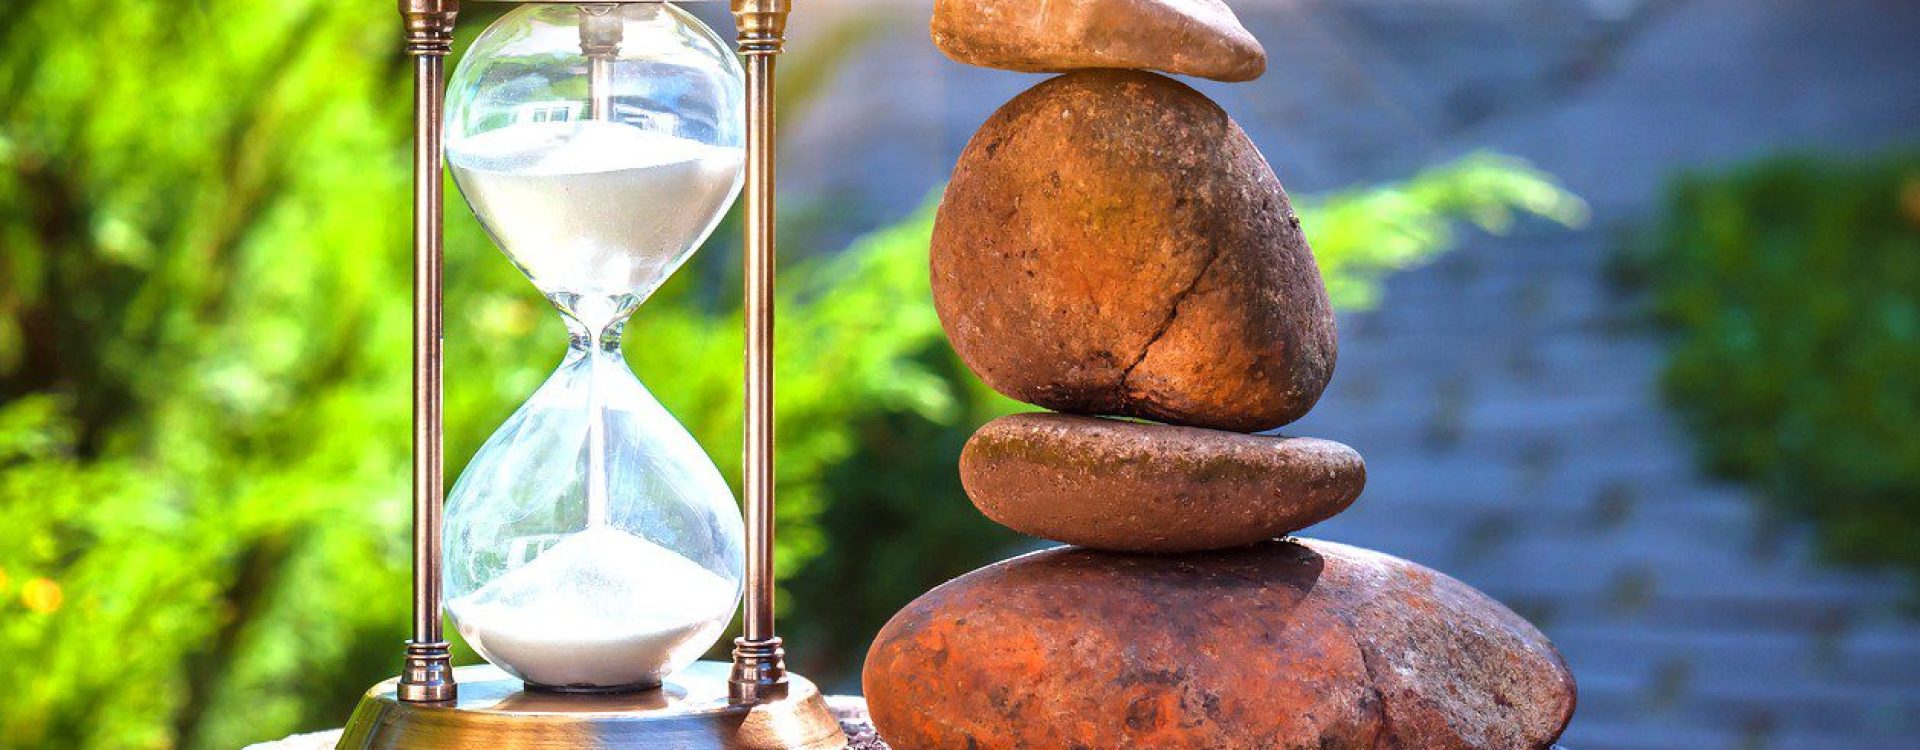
863;1;1577;748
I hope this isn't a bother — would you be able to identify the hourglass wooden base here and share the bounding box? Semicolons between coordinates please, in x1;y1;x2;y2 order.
337;662;847;750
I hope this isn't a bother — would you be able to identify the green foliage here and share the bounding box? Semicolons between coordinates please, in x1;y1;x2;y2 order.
0;0;1581;744
1298;151;1589;309
1628;150;1920;576
1;2;421;747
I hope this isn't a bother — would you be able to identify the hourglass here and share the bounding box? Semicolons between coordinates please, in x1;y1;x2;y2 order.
440;0;748;694
340;1;843;747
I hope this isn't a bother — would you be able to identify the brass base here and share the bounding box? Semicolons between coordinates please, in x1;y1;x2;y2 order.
338;662;846;750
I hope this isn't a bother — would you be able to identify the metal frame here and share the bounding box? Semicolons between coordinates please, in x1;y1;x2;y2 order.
342;664;843;749
728;0;793;706
396;0;458;706
391;0;797;714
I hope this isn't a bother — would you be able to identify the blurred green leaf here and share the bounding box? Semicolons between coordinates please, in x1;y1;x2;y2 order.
1628;150;1920;579
1298;151;1588;309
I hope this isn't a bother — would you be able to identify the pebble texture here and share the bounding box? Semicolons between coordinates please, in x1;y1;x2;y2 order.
960;413;1364;552
930;0;1268;82
865;540;1576;750
931;70;1336;433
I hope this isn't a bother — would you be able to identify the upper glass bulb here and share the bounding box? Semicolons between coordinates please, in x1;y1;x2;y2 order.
447;1;744;313
440;2;747;693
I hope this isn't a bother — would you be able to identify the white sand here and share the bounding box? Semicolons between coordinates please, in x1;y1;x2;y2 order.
448;525;737;690
449;120;742;299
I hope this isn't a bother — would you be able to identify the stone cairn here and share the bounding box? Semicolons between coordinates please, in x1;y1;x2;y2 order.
861;1;1578;748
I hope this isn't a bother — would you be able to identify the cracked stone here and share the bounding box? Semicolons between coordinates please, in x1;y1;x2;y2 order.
930;0;1268;82
960;413;1365;552
931;70;1336;433
864;540;1577;750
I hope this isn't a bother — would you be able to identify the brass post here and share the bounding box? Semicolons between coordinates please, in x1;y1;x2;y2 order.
728;0;792;706
398;0;458;705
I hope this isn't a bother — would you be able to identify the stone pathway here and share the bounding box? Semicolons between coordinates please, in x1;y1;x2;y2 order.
1288;1;1920;747
1306;229;1920;749
786;0;1920;747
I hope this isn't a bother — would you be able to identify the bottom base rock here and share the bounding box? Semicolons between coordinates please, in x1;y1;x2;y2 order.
864;539;1576;749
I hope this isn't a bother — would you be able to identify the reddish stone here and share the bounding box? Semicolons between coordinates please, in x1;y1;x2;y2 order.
960;413;1364;552
930;0;1268;83
931;70;1336;433
864;540;1576;750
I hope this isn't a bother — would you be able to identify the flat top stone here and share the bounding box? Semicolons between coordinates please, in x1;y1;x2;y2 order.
931;0;1268;82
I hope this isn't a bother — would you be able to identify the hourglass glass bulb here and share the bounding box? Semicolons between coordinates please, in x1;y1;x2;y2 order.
439;2;746;693
449;3;744;326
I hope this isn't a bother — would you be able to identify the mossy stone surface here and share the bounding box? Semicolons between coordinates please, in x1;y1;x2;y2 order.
961;413;1364;552
865;541;1577;750
931;71;1337;433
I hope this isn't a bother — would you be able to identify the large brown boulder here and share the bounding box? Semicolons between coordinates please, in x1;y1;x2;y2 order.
931;71;1336;433
960;413;1364;552
930;0;1267;83
864;540;1576;750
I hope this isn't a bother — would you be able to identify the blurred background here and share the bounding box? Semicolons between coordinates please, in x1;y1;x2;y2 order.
1;0;1916;748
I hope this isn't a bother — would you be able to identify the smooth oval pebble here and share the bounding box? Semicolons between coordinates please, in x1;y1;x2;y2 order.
960;413;1364;552
865;540;1577;750
931;0;1268;83
931;70;1337;433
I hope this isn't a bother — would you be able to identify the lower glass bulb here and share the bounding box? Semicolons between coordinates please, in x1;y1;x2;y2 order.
444;339;744;691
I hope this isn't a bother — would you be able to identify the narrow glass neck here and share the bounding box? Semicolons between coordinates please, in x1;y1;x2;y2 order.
554;292;639;356
566;316;626;356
